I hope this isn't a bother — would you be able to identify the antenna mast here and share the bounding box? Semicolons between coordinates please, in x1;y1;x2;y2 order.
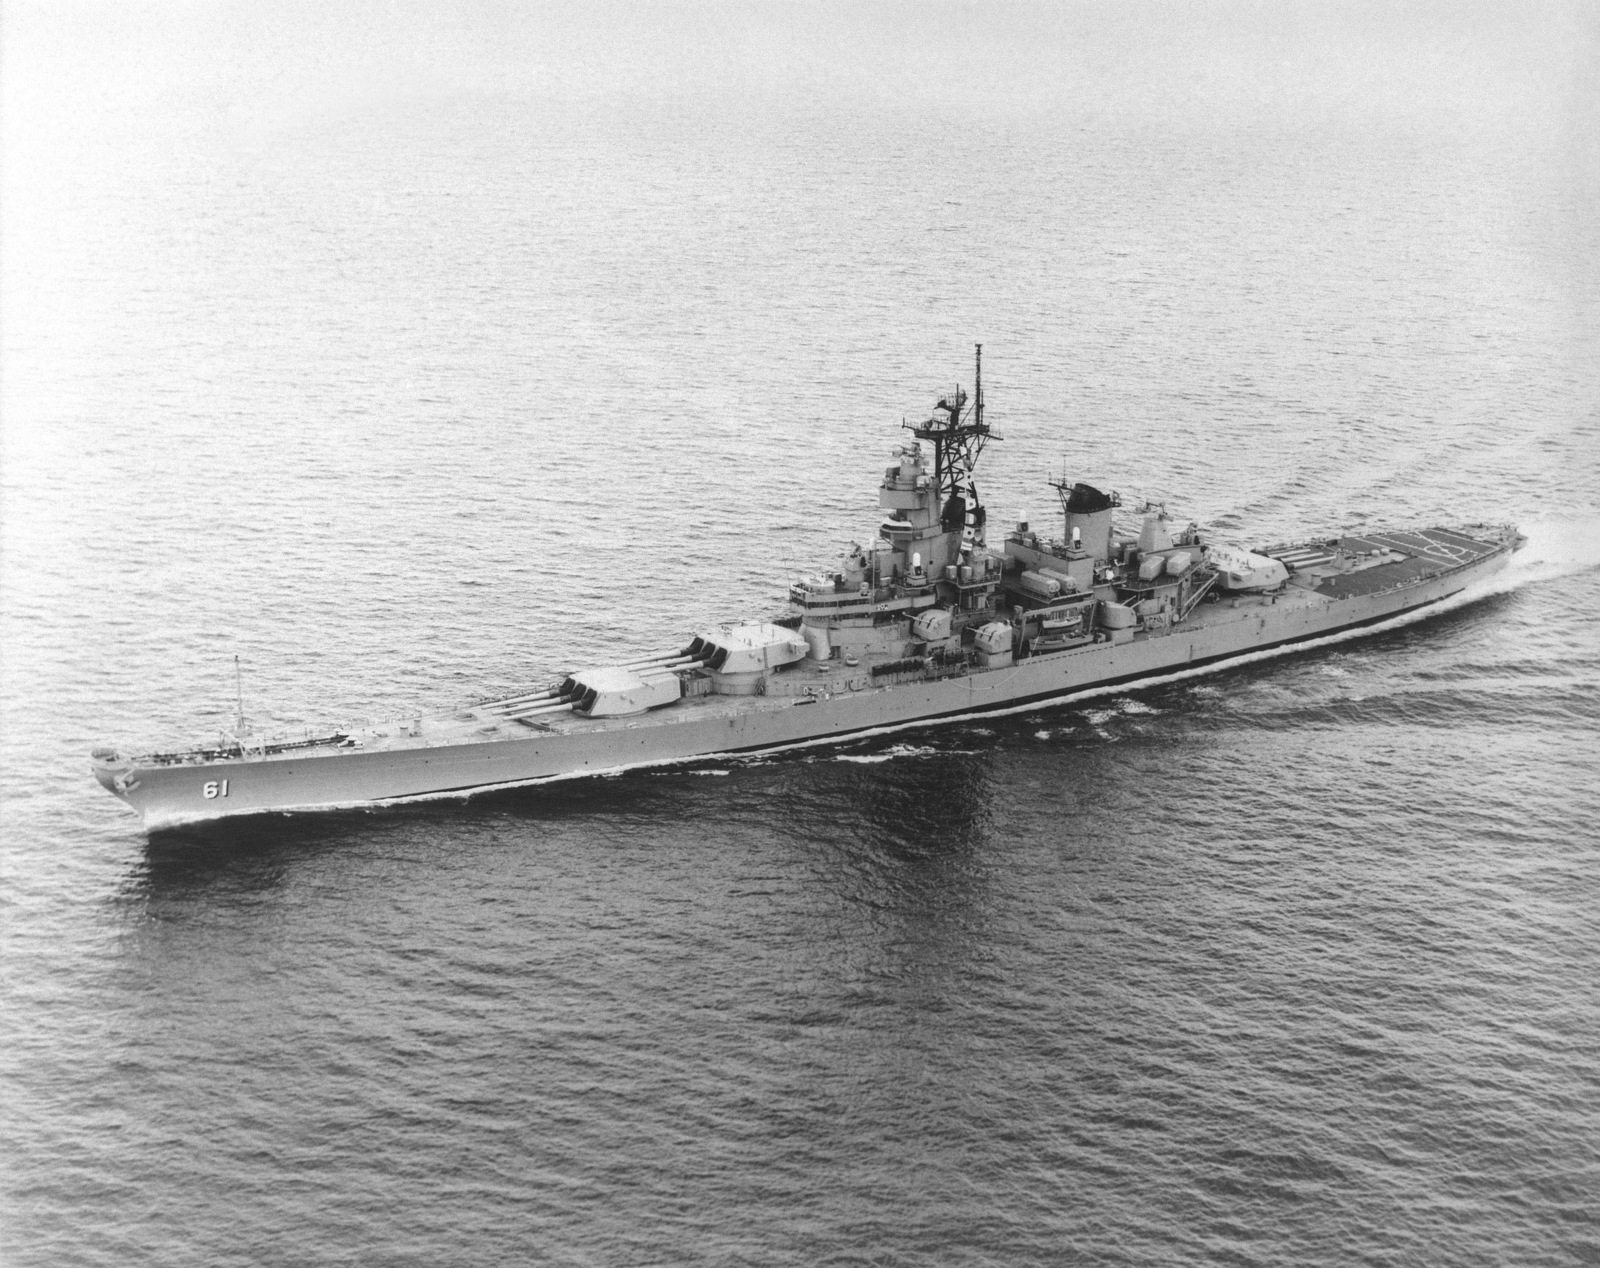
975;342;983;430
234;655;245;733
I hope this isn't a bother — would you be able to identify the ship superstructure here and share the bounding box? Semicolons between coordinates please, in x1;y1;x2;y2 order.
92;349;1521;830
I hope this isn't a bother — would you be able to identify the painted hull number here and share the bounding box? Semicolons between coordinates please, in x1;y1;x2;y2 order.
203;779;230;799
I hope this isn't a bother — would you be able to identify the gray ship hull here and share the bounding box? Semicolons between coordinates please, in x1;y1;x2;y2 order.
95;539;1511;832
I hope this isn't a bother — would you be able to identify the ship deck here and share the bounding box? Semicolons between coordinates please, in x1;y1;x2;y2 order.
1311;529;1501;599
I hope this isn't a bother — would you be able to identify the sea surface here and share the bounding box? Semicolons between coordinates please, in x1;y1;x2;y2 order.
4;4;1599;1264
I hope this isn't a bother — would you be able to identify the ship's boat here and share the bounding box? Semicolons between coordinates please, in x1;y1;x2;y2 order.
90;347;1522;831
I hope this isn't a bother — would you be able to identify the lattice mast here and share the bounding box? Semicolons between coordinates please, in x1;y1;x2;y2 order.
910;343;998;506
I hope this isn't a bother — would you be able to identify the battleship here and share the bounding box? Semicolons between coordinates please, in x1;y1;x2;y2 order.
93;348;1521;830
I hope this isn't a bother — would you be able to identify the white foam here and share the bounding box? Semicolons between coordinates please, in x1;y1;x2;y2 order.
1487;517;1600;591
835;743;967;764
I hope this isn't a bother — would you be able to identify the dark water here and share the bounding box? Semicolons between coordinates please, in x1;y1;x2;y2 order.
4;5;1599;1264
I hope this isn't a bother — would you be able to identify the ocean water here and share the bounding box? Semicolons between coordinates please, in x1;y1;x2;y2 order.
4;4;1599;1264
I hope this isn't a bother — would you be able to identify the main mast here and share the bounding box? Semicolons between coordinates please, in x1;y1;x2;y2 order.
910;342;996;506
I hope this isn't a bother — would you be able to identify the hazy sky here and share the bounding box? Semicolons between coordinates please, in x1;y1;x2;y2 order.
6;2;1595;139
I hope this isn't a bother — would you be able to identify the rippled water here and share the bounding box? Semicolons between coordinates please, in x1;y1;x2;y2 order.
4;5;1599;1265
